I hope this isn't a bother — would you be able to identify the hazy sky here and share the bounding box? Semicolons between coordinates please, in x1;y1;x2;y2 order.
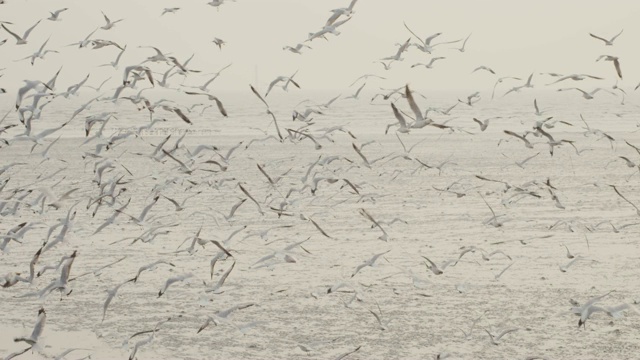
1;0;640;93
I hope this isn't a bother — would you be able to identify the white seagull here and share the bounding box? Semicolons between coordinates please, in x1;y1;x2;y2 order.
100;11;124;30
48;8;69;21
2;20;41;45
14;307;46;345
589;29;623;46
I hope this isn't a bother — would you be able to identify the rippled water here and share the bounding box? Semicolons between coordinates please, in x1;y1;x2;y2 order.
1;91;640;359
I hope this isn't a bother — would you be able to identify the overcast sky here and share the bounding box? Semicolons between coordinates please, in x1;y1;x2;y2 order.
1;0;640;93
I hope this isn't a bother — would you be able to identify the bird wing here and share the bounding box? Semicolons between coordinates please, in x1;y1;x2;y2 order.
30;311;46;341
144;69;154;86
325;11;341;26
589;33;609;43
424;32;442;45
212;260;235;289
2;24;23;41
23;20;41;40
353;81;366;97
352;143;370;167
265;78;281;97
213;97;228;117
421;256;437;269
391;103;408;129
288;78;301;89
613;58;622;79
405;85;424;123
496;328;519;340
173;108;191;125
250;84;270;108
610;29;624;42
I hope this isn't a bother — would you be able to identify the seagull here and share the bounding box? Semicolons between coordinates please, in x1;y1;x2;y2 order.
123;65;154;86
453;33;472;52
350;74;385;88
376;60;394;70
197;303;256;333
610;185;640;216
458;91;480;106
472;65;496;75
473;117;498;132
308;17;352;41
422;255;458;275
17;37;58;66
533;98;547;116
158;273;193;297
208;0;236;10
189;63;232;91
92;197;131;235
359;208;390;241
51;349;91;360
366;301;389;330
351;250;391;277
494;262;515;280
205;260;235;292
48;8;69;21
1;272;29;288
128;332;155;360
382;38;410;61
481;250;512;261
596;55;622;79
504;73;534;96
559;256;583;272
345;81;366;100
326;0;358;25
549;74;603;85
283;43;312;54
102;279;134;322
218;198;246;221
265;71;300;97
161;7;181;16
503;151;540;169
557;87;614;100
411;57;446;69
483;327;519;345
183;92;228;117
116;195;160;225
212;37;226;50
67;27;98;48
492;76;521;99
292;108;323;122
334;345;362;360
36;186;79;210
101;11;124;30
161;192;202;212
404;23;461;54
132;260;175;282
85;77;111;92
577;301;639;328
99;45;126;69
318;94;341;108
14;307;46;345
2;20;40;45
589;29;623;46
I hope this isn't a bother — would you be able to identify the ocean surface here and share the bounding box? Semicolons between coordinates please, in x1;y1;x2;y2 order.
1;90;640;359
